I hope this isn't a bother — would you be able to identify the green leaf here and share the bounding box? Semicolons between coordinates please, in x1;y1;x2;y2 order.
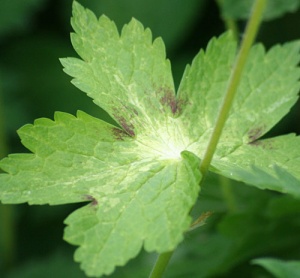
6;251;86;278
1;1;300;276
212;134;300;198
166;188;300;277
252;258;300;278
72;0;206;49
220;0;300;21
178;37;300;156
64;151;200;276
177;33;300;197
61;12;177;138
0;109;201;275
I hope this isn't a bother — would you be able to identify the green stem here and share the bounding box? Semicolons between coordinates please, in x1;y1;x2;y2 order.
224;18;239;40
216;0;239;40
199;0;266;178
148;251;173;278
220;176;238;213
149;1;266;277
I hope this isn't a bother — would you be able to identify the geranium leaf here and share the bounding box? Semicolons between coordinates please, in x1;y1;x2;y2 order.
212;134;300;198
177;32;300;196
61;1;177;137
1;1;300;277
0;109;201;276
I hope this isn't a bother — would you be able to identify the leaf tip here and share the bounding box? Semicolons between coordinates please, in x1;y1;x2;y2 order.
72;0;84;17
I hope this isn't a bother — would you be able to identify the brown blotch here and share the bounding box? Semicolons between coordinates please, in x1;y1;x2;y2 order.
122;105;139;116
130;107;139;116
83;195;98;206
249;139;274;150
159;88;179;115
112;127;129;141
248;126;265;143
113;114;135;137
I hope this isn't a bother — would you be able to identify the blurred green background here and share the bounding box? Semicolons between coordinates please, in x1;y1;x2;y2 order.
0;0;300;277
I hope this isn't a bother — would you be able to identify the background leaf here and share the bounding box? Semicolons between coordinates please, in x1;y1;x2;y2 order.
220;0;300;21
5;251;86;278
252;258;300;277
63;0;207;50
0;0;47;40
164;179;300;277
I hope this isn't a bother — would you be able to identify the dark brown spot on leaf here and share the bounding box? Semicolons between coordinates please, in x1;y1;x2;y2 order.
122;105;139;116
113;114;135;137
248;126;265;143
131;107;139;116
83;195;98;206
112;127;129;140
159;88;179;115
249;139;274;149
249;140;262;147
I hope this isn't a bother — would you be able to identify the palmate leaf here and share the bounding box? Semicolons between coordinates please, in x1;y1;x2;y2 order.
0;1;300;277
0;111;201;275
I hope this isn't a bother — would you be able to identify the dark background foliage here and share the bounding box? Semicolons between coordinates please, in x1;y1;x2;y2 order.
0;0;300;277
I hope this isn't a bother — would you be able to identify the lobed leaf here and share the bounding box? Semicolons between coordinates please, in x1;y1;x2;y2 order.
61;1;176;138
0;3;202;276
212;134;300;198
0;111;142;205
0;110;201;276
1;1;300;277
177;32;300;196
64;150;200;276
72;0;205;49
